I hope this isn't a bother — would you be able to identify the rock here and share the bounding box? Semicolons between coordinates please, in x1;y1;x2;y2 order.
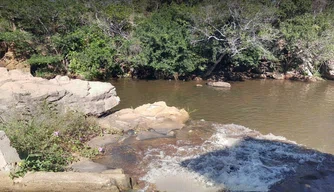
0;68;120;117
70;159;108;173
284;71;295;80
196;84;203;87
136;131;169;141
19;171;131;192
321;61;334;80
207;81;231;88
101;169;124;174
0;171;13;191
0;51;30;72
98;101;189;133
87;134;121;148
0;131;21;172
272;72;285;80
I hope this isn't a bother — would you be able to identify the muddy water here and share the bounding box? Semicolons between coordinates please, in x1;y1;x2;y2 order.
111;79;334;154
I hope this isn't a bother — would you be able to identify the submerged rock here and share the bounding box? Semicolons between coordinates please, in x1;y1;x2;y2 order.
207;81;231;88
0;68;120;117
98;101;189;134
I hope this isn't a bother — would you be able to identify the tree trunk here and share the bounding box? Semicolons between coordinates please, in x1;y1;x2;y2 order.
204;54;225;77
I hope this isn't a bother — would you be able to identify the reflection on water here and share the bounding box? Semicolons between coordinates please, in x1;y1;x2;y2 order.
111;79;334;154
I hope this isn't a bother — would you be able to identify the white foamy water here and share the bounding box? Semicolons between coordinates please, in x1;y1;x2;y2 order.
140;124;325;192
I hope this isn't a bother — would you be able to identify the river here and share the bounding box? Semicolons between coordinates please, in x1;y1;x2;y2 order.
110;79;334;154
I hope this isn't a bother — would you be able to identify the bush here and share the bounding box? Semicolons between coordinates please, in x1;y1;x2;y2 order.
53;27;119;80
132;5;206;79
0;104;103;177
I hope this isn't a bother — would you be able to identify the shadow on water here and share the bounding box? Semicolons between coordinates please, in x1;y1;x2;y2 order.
180;137;334;192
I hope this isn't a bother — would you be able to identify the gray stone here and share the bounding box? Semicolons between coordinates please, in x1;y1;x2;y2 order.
101;168;124;174
87;134;121;148
19;171;131;192
70;159;108;173
0;68;120;117
207;81;231;88
136;131;169;141
0;131;21;172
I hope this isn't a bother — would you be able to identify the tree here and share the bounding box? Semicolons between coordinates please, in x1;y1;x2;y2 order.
132;5;206;79
190;0;279;77
280;13;334;76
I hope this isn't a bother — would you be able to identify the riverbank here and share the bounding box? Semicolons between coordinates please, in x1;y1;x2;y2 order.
1;68;334;191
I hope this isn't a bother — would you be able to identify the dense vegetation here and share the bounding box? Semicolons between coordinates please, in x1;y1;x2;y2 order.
0;104;104;177
1;0;334;80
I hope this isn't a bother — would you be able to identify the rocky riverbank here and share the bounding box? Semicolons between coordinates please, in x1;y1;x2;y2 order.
1;68;334;192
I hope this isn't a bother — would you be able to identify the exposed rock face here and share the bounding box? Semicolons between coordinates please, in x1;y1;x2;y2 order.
322;61;334;80
0;51;30;72
207;81;231;88
0;68;120;117
98;101;189;137
0;131;21;172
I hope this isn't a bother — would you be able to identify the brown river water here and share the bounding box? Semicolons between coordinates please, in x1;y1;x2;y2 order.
110;79;334;154
96;79;334;191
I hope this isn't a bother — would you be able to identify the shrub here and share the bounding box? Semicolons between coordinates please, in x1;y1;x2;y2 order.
0;104;103;177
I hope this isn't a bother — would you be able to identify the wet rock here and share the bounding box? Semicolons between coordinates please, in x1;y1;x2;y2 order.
98;101;189;133
0;131;21;172
149;120;183;135
284;71;295;80
272;72;285;80
136;131;169;141
70;159;108;173
196;84;203;87
207;81;231;88
87;134;121;148
0;68;120;117
321;60;334;80
19;171;131;192
102;169;124;174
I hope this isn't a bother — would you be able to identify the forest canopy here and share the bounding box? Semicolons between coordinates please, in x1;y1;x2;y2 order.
1;0;334;80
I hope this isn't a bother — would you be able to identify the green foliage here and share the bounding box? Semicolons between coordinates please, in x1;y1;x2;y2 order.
133;5;206;79
0;31;33;57
277;0;312;21
1;0;334;79
53;27;119;80
105;3;133;22
280;13;334;74
0;104;104;177
28;55;62;66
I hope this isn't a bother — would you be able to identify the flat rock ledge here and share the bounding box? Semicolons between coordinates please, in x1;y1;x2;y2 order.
0;171;132;192
98;101;189;140
0;68;120;117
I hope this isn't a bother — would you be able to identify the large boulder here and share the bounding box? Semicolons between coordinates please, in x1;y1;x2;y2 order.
98;101;189;135
321;61;334;80
0;68;120;117
0;131;21;172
